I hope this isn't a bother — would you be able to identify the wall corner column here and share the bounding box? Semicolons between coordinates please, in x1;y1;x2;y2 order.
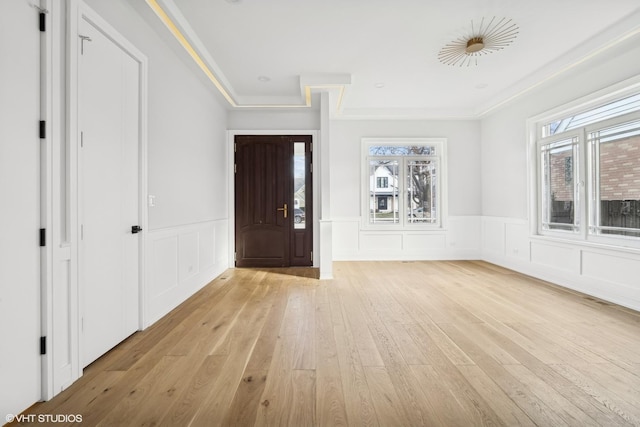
318;91;333;279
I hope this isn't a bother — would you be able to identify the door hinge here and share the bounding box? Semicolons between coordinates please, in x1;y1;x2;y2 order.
40;336;46;355
80;131;84;148
310;163;313;173
234;252;236;262
39;120;46;139
80;224;84;240
39;228;46;247
234;142;237;152
310;251;313;262
31;4;48;31
310;142;312;152
234;164;237;173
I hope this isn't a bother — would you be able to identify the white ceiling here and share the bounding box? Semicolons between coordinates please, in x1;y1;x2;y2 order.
149;0;640;118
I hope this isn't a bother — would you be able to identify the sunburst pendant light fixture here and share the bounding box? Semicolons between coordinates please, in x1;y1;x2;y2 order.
438;17;519;67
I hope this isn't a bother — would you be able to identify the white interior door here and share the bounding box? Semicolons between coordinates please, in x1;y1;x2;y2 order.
79;15;140;367
0;0;42;417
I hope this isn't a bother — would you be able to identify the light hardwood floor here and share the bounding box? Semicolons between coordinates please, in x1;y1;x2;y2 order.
23;261;640;426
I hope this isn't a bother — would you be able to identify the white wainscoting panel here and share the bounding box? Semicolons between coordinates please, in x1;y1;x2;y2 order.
481;217;507;256
531;241;580;274
151;235;179;298
332;218;360;258
448;216;482;251
145;219;228;326
505;221;531;261
361;233;403;251
482;216;640;312
200;222;216;271
332;216;481;260
582;250;639;286
404;233;447;251
179;232;199;282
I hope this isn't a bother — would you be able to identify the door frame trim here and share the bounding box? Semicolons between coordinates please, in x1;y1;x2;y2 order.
41;0;149;397
227;130;318;269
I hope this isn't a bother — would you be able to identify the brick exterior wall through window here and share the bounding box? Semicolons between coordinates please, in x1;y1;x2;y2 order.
550;135;640;202
599;135;640;200
549;153;574;202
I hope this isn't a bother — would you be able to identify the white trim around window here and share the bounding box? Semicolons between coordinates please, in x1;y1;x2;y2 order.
528;75;640;251
361;138;448;231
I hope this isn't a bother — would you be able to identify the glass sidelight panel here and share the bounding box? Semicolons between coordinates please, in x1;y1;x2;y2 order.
293;142;306;229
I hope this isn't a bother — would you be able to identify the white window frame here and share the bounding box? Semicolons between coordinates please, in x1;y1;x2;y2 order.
361;138;447;230
537;130;584;238
529;76;640;250
585;110;640;245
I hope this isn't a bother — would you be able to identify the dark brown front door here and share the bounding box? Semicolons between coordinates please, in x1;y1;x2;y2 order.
235;135;312;267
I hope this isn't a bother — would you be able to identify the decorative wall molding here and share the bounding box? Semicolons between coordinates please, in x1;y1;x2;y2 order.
332;216;482;261
145;219;229;326
481;216;640;312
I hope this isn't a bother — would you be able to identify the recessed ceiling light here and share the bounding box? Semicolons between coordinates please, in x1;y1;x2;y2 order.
374;82;385;88
257;76;271;82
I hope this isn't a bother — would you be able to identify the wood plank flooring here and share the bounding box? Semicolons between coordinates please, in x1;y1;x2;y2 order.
22;261;640;426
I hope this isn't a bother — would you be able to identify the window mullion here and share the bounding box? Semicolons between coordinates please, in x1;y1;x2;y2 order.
578;130;587;240
542;147;550;229
592;132;601;236
400;157;406;227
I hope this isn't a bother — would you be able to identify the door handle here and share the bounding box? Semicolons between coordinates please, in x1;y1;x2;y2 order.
277;203;288;218
131;225;143;234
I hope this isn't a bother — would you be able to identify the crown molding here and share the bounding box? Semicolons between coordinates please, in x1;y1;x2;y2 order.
147;0;640;121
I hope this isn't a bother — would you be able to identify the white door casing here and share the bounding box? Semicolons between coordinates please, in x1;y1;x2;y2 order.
77;7;145;368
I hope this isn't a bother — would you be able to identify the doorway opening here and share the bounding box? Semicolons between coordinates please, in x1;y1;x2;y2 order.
234;135;313;268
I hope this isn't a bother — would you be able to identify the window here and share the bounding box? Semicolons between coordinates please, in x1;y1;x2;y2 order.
542;93;640;137
535;88;640;247
540;135;580;232
363;138;446;228
588;118;640;238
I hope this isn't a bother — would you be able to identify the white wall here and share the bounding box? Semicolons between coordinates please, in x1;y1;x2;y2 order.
85;0;229;230
0;1;42;419
330;119;482;260
228;109;320;131
480;34;640;311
